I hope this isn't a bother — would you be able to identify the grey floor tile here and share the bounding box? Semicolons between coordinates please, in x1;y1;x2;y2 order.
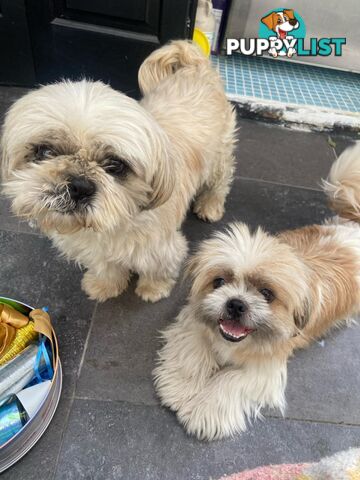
0;88;35;235
329;134;357;157
0;86;36;236
1;396;72;480
185;176;331;248
0;85;30;101
77;179;331;404
0;87;35;235
235;118;335;189
0;87;37;236
279;322;360;424
0;195;37;235
54;399;360;480
75;284;186;404
0;230;96;398
0;86;30;122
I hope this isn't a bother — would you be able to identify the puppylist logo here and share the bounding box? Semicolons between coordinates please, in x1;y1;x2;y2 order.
227;8;346;58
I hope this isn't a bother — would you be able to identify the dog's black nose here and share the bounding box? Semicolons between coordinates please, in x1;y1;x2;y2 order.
68;176;96;202
226;298;247;318
289;18;297;26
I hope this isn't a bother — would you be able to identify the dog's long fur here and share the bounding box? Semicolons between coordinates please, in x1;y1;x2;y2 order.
154;142;360;440
1;41;236;302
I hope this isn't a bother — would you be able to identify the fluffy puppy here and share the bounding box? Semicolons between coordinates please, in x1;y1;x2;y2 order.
154;143;360;440
1;41;236;302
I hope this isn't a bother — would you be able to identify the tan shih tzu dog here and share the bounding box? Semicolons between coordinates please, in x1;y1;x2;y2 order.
154;143;360;440
1;41;236;302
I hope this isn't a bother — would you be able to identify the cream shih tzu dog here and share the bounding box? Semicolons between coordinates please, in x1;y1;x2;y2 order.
1;41;236;302
154;143;360;440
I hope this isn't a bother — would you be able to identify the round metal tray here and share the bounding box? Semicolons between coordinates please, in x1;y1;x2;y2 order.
0;297;62;473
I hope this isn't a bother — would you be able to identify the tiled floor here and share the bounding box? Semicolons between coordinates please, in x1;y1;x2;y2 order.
212;54;360;113
0;87;359;480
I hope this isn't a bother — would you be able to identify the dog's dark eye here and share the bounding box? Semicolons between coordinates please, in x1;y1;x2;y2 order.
34;144;56;161
213;277;226;289
259;288;275;303
277;18;282;24
104;156;130;177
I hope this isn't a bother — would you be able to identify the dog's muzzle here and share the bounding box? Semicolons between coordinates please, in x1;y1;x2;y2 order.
218;298;256;342
43;176;96;215
68;176;96;204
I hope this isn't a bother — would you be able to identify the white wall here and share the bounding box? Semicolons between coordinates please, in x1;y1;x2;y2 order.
224;0;360;73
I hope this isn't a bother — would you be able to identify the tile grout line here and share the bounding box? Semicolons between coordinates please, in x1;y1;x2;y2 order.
73;394;158;408
70;396;360;428
77;302;98;379
264;413;360;428
234;175;324;192
51;392;76;480
0;225;43;237
331;145;339;160
51;302;98;480
1;176;329;241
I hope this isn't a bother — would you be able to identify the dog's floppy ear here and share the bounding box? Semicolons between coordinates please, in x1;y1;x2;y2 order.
147;153;175;209
261;12;277;31
184;251;205;297
293;298;311;330
284;9;295;20
185;253;199;281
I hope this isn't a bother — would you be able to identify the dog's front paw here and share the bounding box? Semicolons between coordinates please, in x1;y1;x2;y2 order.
135;277;175;303
193;193;225;223
178;401;246;441
177;404;223;441
81;271;128;302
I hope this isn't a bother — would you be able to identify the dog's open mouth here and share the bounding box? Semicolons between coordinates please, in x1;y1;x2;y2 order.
278;28;287;39
218;318;256;342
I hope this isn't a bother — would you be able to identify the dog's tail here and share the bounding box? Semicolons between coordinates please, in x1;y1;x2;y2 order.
138;40;209;95
323;142;360;221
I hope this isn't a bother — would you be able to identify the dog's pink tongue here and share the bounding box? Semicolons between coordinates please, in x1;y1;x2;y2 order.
220;319;250;336
279;29;287;39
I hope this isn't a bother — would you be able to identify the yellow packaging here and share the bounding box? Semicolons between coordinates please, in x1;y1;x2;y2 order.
0;322;38;366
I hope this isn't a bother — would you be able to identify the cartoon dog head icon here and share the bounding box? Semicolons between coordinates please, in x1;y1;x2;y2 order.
261;9;299;39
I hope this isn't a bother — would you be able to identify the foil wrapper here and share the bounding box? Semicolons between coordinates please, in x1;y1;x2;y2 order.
0;344;47;406
0;399;28;445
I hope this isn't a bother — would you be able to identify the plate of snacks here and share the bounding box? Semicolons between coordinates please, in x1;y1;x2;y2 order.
0;297;62;472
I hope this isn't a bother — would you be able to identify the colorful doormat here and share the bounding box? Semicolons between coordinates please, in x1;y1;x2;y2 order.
218;448;360;480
